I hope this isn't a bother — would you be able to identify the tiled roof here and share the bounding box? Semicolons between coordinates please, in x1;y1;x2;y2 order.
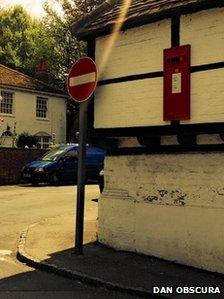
73;0;224;39
0;64;67;96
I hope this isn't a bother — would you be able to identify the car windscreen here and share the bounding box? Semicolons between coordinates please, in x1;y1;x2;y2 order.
41;148;66;161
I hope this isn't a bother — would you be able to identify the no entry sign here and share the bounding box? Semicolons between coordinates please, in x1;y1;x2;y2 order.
68;57;98;253
67;57;98;102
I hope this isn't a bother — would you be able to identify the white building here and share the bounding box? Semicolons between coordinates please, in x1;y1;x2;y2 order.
72;0;224;274
0;64;67;148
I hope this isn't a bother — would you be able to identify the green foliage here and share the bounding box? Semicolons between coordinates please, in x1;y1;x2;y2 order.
0;6;41;75
41;3;86;89
16;132;38;148
0;4;86;90
54;0;104;23
0;2;101;141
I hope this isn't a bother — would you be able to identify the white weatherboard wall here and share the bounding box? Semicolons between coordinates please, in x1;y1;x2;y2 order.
180;7;224;125
94;7;224;129
95;78;163;128
99;153;224;273
183;69;224;124
94;19;170;128
96;20;170;79
0;89;66;144
181;7;224;66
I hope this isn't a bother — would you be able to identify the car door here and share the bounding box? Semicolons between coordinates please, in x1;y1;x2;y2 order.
60;149;78;182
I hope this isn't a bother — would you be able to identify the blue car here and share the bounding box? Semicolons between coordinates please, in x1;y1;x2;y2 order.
21;144;105;185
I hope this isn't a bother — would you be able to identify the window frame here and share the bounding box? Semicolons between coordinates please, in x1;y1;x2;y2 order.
0;91;14;115
36;135;51;149
36;96;48;119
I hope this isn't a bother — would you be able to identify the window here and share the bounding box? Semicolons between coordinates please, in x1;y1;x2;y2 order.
36;136;51;149
35;132;51;149
36;97;48;118
0;91;13;114
64;150;78;158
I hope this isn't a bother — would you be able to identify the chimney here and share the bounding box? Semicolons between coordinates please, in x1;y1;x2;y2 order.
36;56;49;83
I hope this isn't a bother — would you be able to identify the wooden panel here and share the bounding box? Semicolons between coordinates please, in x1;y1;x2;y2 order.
181;7;224;65
95;20;170;80
181;69;224;124
94;78;167;128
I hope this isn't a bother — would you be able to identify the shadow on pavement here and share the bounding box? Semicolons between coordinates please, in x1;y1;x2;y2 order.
18;242;224;299
0;265;141;299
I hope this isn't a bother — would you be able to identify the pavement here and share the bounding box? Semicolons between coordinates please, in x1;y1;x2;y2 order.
17;211;224;299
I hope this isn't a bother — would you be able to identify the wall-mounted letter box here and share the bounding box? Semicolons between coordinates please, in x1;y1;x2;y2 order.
163;45;191;121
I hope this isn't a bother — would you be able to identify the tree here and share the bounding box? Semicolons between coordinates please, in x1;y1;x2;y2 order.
0;2;101;142
17;132;38;148
41;3;86;89
41;0;105;89
42;0;103;141
0;6;42;75
42;2;88;141
54;0;104;23
0;2;103;88
0;4;86;90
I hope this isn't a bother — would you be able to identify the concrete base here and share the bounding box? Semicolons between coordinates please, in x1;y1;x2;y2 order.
99;152;224;274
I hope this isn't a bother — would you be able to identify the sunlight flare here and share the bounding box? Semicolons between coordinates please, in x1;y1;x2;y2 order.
0;0;63;19
98;0;132;78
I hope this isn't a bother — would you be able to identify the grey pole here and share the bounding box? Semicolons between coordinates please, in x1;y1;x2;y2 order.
74;100;88;254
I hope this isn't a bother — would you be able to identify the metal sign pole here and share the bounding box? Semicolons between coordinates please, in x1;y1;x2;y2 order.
67;56;97;254
74;100;88;254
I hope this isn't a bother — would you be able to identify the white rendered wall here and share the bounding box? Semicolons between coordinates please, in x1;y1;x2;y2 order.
99;153;224;273
0;89;66;144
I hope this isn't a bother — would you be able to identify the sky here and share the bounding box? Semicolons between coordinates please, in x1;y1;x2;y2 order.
0;0;63;19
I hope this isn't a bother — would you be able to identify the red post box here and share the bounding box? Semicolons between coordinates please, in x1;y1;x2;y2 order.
163;45;191;121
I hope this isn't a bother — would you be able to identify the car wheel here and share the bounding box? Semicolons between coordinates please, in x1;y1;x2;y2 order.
50;173;60;186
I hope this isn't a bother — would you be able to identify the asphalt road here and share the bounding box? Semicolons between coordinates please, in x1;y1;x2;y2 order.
0;184;139;299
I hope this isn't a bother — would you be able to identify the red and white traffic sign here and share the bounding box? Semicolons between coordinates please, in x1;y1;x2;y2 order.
67;57;98;103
